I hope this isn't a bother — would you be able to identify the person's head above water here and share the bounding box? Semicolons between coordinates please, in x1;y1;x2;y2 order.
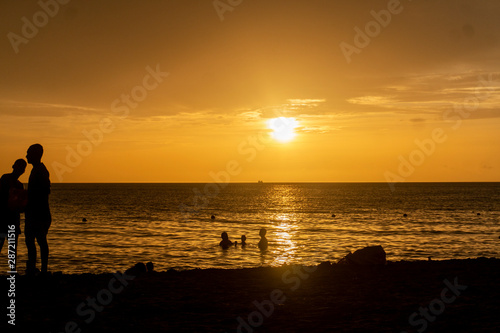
258;228;268;251
12;159;27;178
241;235;246;242
26;144;44;165
219;231;233;249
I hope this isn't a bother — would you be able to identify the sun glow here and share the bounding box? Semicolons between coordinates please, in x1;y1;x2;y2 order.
268;117;299;142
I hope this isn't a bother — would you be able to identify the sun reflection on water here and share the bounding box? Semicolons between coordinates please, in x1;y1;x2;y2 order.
265;184;304;265
271;223;298;265
15;183;499;275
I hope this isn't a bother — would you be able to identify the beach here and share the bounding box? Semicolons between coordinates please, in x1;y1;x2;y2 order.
3;0;500;331
3;258;500;332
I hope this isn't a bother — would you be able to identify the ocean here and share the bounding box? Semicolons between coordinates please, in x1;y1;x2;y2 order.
1;183;499;274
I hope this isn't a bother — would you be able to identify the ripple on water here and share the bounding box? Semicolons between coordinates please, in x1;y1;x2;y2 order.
1;183;497;274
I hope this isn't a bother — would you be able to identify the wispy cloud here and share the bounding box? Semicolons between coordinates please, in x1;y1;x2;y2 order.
345;72;500;119
0;99;104;117
287;99;326;106
347;96;396;106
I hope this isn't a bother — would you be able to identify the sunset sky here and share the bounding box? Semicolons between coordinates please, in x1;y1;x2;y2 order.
1;0;499;183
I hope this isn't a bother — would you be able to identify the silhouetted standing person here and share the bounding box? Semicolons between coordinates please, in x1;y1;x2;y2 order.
258;228;268;251
0;159;28;269
25;144;51;274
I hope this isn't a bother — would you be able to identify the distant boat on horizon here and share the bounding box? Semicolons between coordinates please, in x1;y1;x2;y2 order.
258;180;263;184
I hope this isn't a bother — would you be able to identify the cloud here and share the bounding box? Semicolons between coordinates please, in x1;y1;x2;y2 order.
3;1;500;118
347;96;396;106
286;99;326;106
0;99;104;117
344;71;500;120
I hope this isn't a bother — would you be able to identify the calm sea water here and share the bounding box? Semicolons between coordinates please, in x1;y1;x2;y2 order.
1;183;499;274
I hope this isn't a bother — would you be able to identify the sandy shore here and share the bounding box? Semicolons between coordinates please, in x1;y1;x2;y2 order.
2;258;500;332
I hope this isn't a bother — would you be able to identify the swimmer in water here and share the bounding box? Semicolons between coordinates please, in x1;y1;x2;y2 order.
219;231;233;249
258;228;268;251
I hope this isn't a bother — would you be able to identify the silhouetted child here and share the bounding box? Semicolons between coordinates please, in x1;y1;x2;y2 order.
240;235;247;247
258;228;268;251
219;231;233;249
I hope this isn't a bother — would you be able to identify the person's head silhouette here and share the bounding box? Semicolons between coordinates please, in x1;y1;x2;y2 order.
26;144;44;165
219;231;233;249
12;159;27;178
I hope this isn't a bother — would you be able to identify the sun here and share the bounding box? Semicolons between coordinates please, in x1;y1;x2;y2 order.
267;117;299;142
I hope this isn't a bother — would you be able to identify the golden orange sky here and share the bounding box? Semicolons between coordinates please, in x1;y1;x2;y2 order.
1;0;499;183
